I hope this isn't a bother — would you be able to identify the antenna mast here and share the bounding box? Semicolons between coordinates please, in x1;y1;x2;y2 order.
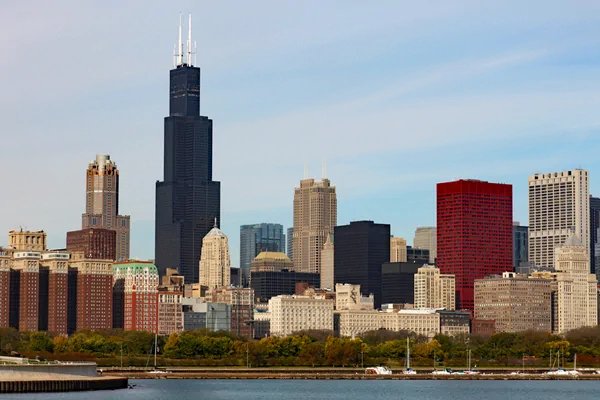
187;14;193;66
177;13;183;66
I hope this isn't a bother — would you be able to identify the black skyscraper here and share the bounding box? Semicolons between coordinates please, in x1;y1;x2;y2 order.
590;196;600;277
334;221;390;308
155;25;220;284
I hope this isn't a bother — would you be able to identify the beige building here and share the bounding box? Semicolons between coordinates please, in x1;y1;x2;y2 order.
532;235;597;333
81;154;130;262
158;289;183;336
335;283;374;311
292;177;337;274
413;227;436;264
199;224;231;290
250;251;293;273
414;265;455;310
320;234;334;289
390;237;407;263
474;272;552;333
336;308;443;338
268;295;334;337
528;170;589;269
8;229;47;252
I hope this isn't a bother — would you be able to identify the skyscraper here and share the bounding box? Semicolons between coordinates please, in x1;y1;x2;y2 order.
286;227;294;261
320;234;334;289
293;177;337;274
413;227;437;264
81;154;130;262
528;170;589;270
589;195;600;278
512;222;528;270
199;224;231;290
437;179;513;311
334;221;390;308
240;223;285;286
155;15;221;284
390;237;407;263
414;265;456;310
113;261;159;333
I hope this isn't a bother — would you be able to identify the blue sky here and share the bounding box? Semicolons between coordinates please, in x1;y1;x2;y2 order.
1;1;599;266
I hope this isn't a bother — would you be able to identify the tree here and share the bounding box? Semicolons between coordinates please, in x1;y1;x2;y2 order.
298;342;324;367
28;332;54;353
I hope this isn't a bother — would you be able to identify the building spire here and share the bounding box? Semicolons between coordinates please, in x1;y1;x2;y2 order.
214;217;218;228
177;13;183;66
187;14;193;66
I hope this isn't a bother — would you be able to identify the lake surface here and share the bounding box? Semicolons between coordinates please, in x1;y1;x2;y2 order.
2;379;600;399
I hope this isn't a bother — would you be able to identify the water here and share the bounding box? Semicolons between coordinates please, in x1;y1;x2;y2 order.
2;379;600;400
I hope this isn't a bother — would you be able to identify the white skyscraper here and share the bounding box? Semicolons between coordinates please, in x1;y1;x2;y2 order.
413;227;437;264
199;223;231;289
528;169;590;270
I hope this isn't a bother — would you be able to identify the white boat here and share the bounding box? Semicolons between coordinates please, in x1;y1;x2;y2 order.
365;366;392;375
403;338;417;375
545;368;569;375
432;368;452;375
148;370;169;374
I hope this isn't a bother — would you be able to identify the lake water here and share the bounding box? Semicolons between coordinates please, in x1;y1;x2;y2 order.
2;379;600;399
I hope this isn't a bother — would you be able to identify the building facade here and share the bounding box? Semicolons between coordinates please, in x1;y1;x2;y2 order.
590;196;600;278
41;252;70;335
413;227;437;264
437;179;513;311
334;221;390;308
249;252;293;273
240;223;285;286
292;177;337;274
320;234;334;289
474;272;552;333
414;265;455;310
81;154;130;262
390;237;407;263
528;170;589;270
286;227;293;261
113;261;159;333
199;225;231;290
71;256;113;331
66;228;116;260
0;251;10;328
8;230;47;252
513;222;528;270
381;262;421;306
268;295;334;337
204;287;254;337
335;283;374;311
11;252;41;331
251;270;320;303
155;29;221;284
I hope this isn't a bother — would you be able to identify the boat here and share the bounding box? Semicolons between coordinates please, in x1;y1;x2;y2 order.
464;349;480;374
365;366;393;375
403;337;417;375
432;368;452;375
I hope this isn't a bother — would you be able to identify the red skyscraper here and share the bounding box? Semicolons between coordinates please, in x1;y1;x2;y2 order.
437;179;513;311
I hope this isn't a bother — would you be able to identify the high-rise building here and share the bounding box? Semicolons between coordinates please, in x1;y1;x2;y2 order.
292;177;337;274
239;223;285;286
71;256;113;331
413;227;437;264
158;268;184;336
320;234;334;289
251;270;320;303
0;250;10;328
334;221;390;308
155;17;221;285
437;179;513;311
414;265;455;310
528;170;590;270
286;227;294;261
532;235;597;334
204;287;254;337
66;228;116;260
406;246;430;263
589;196;600;278
474;272;551;333
381;262;421;306
390;237;407;263
81;154;130;262
250;252;293;273
11;251;41;331
268;295;334;337
40;252;70;335
199;224;231;290
513;222;528;270
113;261;159;332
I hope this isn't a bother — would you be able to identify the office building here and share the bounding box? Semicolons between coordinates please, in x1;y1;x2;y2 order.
474;272;552;333
71;256;113;331
335;283;374;311
390;237;407;263
437;179;513;311
590;196;600;278
250;252;293;273
182;298;231;331
414;265;455;310
81;154;130;262
8;229;47;252
113;261;159;332
413;227;437;264
158;288;183;336
40;251;70;335
204;287;254;337
66;228;116;260
268;295;334;337
199;224;231;290
230;267;241;287
513;222;528;270
381;262;421;306
406;247;430;264
155;17;221;284
380;309;441;339
11;251;41;331
240;223;285;286
532;235;598;333
320;234;334;289
251;270;320;303
334;221;390;308
0;250;10;328
438;310;470;336
287;227;294;260
292;177;337;274
528;170;589;270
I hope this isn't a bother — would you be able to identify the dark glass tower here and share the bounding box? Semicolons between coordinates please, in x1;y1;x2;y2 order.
155;55;221;284
590;196;600;278
239;223;285;287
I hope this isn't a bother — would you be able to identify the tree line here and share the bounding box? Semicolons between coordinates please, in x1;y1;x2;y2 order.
1;326;599;367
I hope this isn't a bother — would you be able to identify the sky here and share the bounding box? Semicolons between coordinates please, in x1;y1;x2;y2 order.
1;1;600;266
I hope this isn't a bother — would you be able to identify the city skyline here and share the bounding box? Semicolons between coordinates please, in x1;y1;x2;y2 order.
2;2;600;266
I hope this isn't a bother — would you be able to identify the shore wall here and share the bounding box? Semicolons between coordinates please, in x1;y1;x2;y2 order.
0;377;128;393
0;363;98;377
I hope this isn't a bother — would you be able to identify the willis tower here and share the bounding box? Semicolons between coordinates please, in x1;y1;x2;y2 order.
155;14;220;283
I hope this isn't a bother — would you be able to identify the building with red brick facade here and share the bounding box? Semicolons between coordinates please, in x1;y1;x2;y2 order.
66;228;116;261
41;252;70;335
437;179;513;311
71;256;113;331
113;261;159;333
11;252;41;331
0;250;11;328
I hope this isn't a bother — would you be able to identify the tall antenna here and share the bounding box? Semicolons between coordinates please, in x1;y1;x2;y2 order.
187;14;192;65
177;13;183;66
